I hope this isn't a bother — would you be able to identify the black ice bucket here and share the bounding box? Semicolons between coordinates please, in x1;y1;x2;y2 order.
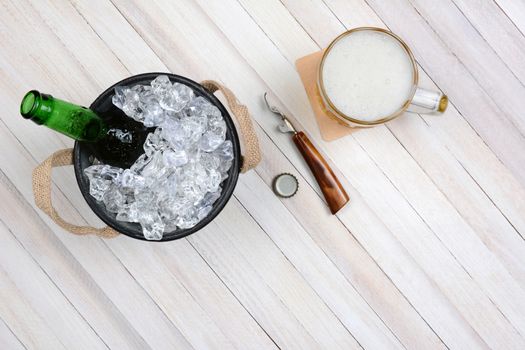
33;73;261;242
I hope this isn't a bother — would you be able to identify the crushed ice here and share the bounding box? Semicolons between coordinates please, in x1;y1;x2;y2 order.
84;75;233;240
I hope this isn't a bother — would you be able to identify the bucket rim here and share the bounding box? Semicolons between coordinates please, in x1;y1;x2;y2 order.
73;72;241;242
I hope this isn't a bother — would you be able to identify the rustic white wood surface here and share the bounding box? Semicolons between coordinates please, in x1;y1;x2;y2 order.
1;0;524;349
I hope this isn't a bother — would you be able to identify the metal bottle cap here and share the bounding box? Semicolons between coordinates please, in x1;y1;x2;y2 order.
272;173;299;198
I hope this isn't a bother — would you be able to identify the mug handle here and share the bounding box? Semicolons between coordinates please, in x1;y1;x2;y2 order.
406;87;448;114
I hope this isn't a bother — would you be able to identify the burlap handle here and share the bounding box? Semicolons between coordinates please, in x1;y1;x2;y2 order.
32;148;120;238
201;80;261;172
32;81;261;237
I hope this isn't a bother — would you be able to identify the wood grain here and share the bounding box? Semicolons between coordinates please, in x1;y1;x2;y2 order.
0;0;524;349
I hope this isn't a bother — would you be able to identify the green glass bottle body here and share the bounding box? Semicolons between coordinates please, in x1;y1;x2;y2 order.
20;90;108;142
20;90;153;168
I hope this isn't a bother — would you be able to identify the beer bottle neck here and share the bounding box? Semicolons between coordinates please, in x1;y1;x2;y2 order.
20;90;108;142
20;90;54;125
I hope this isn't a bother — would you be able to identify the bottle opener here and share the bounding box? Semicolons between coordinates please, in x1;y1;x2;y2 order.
263;93;349;214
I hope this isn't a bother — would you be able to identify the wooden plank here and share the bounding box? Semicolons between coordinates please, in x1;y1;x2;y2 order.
0;136;193;349
0;318;25;350
236;1;512;344
106;0;434;348
103;242;239;350
106;0;520;348
329;126;525;350
70;0;167;74
336;186;489;349
0;0;368;348
0;2;280;346
0;221;107;350
351;120;525;327
387;115;525;284
1;0;524;349
494;0;525;37
187;224;329;350
323;0;525;322
243;100;448;349
361;0;525;187
153;240;280;350
44;1;370;348
451;0;525;83
98;0;442;345
256;1;525;291
0;267;66;350
323;0;525;287
296;0;525;246
405;0;525;131
189;0;525;348
194;198;368;350
282;1;525;347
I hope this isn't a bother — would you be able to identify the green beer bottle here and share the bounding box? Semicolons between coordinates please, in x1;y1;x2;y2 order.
20;90;153;168
20;90;108;142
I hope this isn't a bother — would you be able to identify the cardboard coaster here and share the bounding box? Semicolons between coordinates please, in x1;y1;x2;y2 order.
295;50;356;141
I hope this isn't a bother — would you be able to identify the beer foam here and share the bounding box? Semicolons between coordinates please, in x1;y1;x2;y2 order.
321;30;415;122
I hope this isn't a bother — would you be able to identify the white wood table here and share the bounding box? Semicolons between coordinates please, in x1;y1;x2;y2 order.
1;0;525;349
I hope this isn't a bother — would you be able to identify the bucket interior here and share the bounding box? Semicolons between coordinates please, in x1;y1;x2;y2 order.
73;73;241;241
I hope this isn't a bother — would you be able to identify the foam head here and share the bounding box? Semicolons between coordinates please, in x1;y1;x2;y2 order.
321;29;416;123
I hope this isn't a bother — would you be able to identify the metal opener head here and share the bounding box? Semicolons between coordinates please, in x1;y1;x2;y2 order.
263;92;297;134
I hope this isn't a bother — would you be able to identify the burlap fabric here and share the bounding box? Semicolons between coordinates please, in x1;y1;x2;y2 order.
200;80;261;172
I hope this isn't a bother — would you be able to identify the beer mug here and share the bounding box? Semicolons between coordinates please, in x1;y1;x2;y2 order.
318;27;447;128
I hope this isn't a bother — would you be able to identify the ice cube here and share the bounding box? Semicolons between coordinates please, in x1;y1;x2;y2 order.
84;164;123;182
213;141;234;176
206;169;222;192
129;154;151;174
199;152;220;171
103;185;125;213
98;76;236;238
139;211;165;240
143;128;168;156
160;83;194;112
111;86;129;109
121;169;146;188
142;103;165;127
197;205;213;220
214;140;234;161
175;213;199;229
135;187;157;208
184;96;221;120
141;151;168;180
151;75;172;94
116;203;140;223
163;149;188;168
118;85;145;122
162;120;189;151
89;178;111;201
199;131;224;152
200;188;222;207
107;128;132;143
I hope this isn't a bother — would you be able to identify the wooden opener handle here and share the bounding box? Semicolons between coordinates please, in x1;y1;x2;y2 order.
292;131;349;214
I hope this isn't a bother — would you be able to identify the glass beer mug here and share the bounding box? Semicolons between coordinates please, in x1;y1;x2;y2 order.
317;27;448;128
